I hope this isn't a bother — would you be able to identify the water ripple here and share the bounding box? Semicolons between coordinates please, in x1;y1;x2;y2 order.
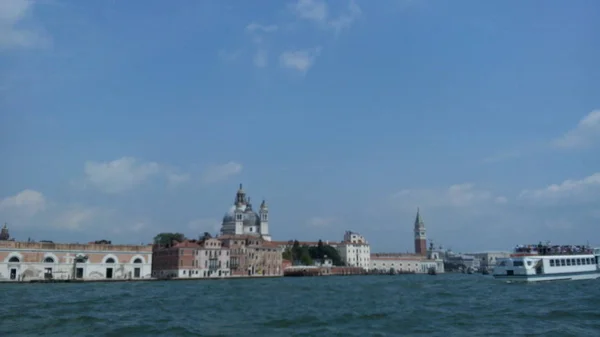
1;274;600;336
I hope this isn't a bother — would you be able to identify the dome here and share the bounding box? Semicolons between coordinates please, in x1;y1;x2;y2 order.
243;209;261;227
221;204;261;227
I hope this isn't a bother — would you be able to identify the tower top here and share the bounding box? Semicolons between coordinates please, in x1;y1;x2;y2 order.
414;207;424;227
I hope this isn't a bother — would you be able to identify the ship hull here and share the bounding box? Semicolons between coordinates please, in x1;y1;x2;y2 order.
493;270;600;283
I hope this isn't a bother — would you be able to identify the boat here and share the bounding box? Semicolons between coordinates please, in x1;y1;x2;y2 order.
427;267;437;275
492;243;600;283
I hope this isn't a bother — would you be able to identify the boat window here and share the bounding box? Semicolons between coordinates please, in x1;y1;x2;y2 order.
526;261;532;266
586;258;591;264
571;259;576;265
550;260;555;267
576;258;581;265
561;259;565;266
567;259;571;266
513;261;524;267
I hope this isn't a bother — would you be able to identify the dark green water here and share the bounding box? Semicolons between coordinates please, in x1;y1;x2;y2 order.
1;274;599;336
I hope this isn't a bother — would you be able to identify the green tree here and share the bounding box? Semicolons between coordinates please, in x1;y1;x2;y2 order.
153;233;186;246
282;248;292;261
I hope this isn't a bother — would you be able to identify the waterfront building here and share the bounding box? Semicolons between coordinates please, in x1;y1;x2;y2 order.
0;226;152;282
336;231;371;269
151;238;231;279
369;209;444;273
220;184;271;241
467;251;511;270
219;235;282;277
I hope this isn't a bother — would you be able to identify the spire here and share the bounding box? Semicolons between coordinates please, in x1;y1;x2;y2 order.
235;183;246;206
414;207;424;227
260;199;268;210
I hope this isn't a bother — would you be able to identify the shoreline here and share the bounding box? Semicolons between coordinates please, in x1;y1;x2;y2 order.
0;272;447;284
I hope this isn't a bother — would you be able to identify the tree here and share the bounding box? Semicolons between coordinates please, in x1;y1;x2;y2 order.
199;232;212;241
282;248;292;261
153;233;186;246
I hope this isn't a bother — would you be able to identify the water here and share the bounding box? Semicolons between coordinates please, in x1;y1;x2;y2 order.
1;274;599;336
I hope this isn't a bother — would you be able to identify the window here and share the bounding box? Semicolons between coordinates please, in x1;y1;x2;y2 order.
513;261;524;267
561;259;565;266
44;257;55;263
576;259;581;265
550;260;555;267
567;259;571;266
8;256;19;263
133;258;143;264
106;258;115;264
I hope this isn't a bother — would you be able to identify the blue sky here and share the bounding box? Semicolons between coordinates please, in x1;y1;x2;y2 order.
1;0;599;253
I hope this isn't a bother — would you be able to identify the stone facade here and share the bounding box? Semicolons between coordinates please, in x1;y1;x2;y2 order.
370;253;443;273
336;231;371;269
219;235;282;277
0;240;152;282
152;235;281;279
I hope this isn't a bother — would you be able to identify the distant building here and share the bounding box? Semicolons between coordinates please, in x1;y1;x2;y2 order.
0;223;10;241
414;208;427;256
336;231;370;269
468;251;511;270
219;235;282;277
152;238;231;279
220;184;271;241
369;208;444;273
0;230;152;282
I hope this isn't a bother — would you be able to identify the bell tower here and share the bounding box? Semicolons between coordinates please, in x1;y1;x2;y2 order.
234;184;245;235
414;208;427;256
259;199;271;241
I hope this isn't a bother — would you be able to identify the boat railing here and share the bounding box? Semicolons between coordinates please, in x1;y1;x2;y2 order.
514;244;593;256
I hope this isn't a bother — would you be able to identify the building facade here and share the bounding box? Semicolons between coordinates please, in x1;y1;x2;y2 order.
152;239;231;279
0;238;152;282
220;184;271;241
336;231;370;269
369;209;444;274
219;235;282;277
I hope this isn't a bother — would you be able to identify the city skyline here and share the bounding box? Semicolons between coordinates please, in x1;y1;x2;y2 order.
1;0;599;252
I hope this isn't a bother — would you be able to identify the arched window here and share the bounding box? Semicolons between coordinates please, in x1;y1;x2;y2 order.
8;256;20;263
133;258;143;264
105;258;115;264
44;257;55;263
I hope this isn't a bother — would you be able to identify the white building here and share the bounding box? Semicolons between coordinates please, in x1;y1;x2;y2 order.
220;184;271;241
0;237;153;282
336;231;370;269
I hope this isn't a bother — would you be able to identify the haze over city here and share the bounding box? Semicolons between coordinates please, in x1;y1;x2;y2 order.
1;0;599;252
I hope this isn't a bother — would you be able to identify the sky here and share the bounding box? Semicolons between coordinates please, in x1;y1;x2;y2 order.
1;0;599;253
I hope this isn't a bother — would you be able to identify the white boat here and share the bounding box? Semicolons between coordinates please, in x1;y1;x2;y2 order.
493;244;600;283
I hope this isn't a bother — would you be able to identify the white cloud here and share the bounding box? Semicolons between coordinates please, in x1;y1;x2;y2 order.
392;183;503;210
553;110;600;149
518;172;600;203
83;157;161;193
0;0;49;49
201;161;243;184
188;218;221;235
245;23;278;33
290;0;361;33
291;0;328;23
307;216;336;227
53;206;101;230
279;47;321;73
329;1;362;34
253;49;268;68
0;189;46;216
166;172;190;187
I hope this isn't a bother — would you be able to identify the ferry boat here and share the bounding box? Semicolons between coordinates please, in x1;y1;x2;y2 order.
492;243;600;283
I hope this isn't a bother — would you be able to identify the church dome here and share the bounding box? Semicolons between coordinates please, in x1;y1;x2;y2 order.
243;209;261;227
221;204;261;227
